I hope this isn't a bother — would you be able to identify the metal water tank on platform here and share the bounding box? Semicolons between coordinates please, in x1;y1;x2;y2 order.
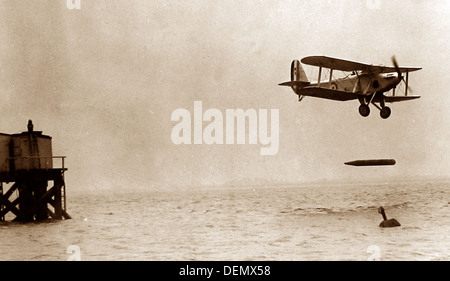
10;130;53;171
0;133;10;173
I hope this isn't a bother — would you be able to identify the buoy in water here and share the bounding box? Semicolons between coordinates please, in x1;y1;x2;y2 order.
378;206;401;227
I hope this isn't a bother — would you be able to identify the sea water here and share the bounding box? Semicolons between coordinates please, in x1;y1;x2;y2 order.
0;179;449;261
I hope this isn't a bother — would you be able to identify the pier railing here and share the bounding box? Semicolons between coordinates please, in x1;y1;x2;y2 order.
0;156;66;173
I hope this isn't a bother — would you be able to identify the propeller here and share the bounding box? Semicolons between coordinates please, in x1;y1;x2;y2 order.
391;56;414;94
391;56;402;80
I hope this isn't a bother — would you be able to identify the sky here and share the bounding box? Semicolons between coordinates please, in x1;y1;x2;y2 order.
0;0;449;192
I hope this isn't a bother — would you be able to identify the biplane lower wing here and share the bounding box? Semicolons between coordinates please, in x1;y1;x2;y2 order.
298;87;360;101
384;95;421;103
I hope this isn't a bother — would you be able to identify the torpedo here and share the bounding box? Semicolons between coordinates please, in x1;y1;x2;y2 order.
345;159;396;166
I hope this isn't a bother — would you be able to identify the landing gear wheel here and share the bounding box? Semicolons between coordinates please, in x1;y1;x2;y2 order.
380;106;391;119
359;105;370;117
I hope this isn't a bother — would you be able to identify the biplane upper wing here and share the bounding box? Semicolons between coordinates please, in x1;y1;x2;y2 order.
298;86;360;101
301;56;421;74
301;56;368;72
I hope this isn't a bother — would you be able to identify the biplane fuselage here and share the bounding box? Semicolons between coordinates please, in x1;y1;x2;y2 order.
309;72;400;96
279;56;421;119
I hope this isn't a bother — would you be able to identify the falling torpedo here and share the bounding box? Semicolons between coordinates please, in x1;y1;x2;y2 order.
345;159;396;166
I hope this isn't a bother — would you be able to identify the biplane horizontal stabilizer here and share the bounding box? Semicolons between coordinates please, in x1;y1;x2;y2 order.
278;81;310;87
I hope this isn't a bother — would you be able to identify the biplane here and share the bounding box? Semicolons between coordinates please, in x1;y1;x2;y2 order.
279;56;421;119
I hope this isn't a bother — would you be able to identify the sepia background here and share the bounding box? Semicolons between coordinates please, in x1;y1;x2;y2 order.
0;0;449;192
0;0;449;262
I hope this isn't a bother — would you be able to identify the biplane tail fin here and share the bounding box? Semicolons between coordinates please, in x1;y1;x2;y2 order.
291;60;309;82
279;60;310;101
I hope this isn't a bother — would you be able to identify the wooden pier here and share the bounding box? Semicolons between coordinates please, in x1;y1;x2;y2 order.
0;121;70;222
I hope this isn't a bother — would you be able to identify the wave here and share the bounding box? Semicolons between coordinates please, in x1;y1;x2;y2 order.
282;201;413;215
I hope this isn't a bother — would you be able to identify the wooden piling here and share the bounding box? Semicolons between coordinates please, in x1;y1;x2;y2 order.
0;168;70;222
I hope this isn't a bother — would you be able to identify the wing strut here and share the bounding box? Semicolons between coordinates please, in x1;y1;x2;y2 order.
329;69;333;89
318;67;322;87
363;77;372;95
352;72;362;93
405;71;409;96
